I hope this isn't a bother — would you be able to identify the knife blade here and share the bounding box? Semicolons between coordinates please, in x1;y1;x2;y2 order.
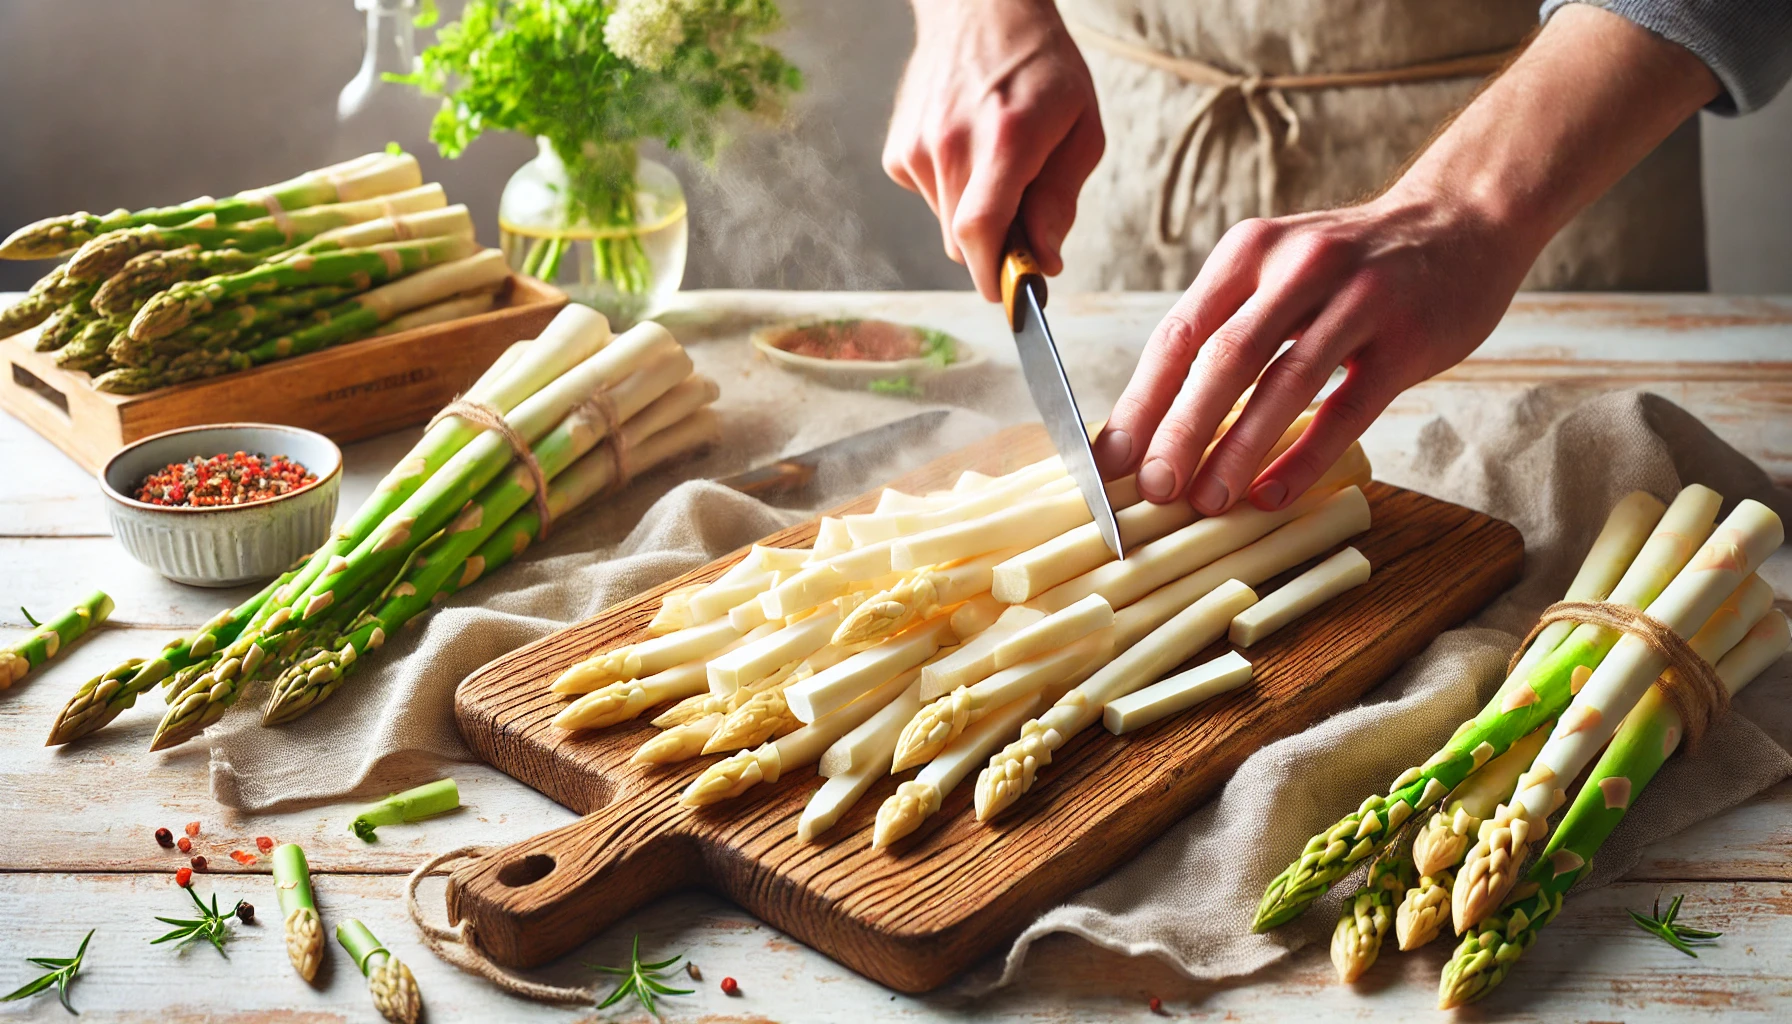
717;409;951;504
1001;225;1124;558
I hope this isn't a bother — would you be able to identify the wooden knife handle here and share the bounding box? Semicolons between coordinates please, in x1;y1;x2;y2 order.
1000;221;1047;330
445;795;700;968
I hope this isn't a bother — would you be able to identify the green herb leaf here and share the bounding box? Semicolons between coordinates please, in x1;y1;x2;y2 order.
868;376;920;398
918;328;957;369
1628;892;1721;958
588;935;693;1016
150;888;234;956
3;929;92;1015
21;606;41;628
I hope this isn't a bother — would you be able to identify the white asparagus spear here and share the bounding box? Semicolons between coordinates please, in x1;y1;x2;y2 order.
552;614;746;694
1029;443;1370;615
1409;726;1553;879
813;517;853;558
1113;486;1372;650
708;603;843;695
1229;546;1371;647
873;488;954;514
991;413;1318;603
819;675;928;777
892;489;1098;571
552;621;783;729
831;547;1021;650
647;583;704;635
844;465;1074;544
1454;501;1784;929
686;571;781;625
921;605;1049;699
892;628;1112;772
1102;650;1253;735
992;594;1114;670
786;616;955;723
761;564;851;619
875;692;1047;848
631;714;724;765
749;545;813;573
949;594;1004;640
975;579;1259;819
682;668;920;807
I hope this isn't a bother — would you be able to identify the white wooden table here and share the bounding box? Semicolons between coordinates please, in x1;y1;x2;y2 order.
2;291;1790;1023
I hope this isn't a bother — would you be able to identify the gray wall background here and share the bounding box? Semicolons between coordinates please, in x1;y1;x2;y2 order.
1;0;1786;294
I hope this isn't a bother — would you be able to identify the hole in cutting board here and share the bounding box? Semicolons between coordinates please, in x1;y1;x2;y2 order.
11;363;70;418
497;853;556;887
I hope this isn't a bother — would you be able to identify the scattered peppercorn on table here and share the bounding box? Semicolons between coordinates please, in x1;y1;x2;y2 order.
2;290;1790;1021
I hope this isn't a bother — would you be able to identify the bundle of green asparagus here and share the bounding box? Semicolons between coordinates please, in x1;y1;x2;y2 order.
0;152;512;393
44;305;721;749
1249;485;1788;1002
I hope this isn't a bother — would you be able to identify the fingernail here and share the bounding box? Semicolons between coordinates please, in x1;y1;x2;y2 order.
1094;429;1132;471
1251;479;1289;510
1191;475;1231;514
1138;458;1177;502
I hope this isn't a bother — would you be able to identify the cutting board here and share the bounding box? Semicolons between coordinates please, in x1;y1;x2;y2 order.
450;423;1523;992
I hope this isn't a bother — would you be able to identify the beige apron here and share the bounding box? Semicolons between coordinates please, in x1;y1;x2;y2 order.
1055;0;1707;292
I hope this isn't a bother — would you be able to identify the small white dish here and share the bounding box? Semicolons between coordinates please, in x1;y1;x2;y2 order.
750;318;986;396
100;423;342;587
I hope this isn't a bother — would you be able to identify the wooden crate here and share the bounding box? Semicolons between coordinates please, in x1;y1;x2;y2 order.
0;274;567;474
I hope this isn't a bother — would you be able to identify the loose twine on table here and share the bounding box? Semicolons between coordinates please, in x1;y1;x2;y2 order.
1065;21;1522;245
406;846;599;1005
1508;600;1730;749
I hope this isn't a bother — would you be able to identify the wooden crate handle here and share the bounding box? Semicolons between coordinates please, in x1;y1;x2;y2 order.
446;794;699;968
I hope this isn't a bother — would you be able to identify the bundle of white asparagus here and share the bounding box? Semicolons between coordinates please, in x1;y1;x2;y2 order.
1243;484;1789;1003
549;412;1381;848
48;305;723;749
0;151;515;393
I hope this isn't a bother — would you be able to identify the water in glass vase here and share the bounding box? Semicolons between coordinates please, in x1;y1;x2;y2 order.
499;140;688;327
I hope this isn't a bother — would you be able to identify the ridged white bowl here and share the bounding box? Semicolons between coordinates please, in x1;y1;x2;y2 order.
101;424;342;588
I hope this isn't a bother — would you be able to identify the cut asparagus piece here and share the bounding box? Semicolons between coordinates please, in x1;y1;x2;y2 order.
686;571;781;625
1253;484;1719;932
708;604;843;695
892;629;1111;772
272;843;323;981
993;594;1113;670
647;584;706;636
682;668;920;807
875;691;1047;848
921;605;1048;699
1455;511;1782;931
843;467;1075;545
2;590;112;689
350;779;460;841
892;489;1095;571
1229;546;1371;647
1030;443;1370;615
832;547;1018;650
1102;649;1253;735
1410;725;1551;878
1440;605;1789;1009
1115;485;1372;650
818;673;929;777
812;517;853;559
948;594;1004;640
337;918;422;1024
786;616;955;723
553;621;782;730
762;565;852;619
555;616;746;695
975;579;1259;820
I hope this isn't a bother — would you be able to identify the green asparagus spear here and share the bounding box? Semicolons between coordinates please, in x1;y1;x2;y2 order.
2;591;112;689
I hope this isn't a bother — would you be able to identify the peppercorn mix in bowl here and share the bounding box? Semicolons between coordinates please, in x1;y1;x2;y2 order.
101;424;342;587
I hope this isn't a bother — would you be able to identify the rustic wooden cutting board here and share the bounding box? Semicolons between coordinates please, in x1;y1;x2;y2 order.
451;422;1524;992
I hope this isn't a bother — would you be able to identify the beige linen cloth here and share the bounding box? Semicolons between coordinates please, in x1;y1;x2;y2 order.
206;385;1791;988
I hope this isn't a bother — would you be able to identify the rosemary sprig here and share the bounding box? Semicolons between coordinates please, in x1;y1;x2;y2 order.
152;887;235;956
1627;892;1722;957
590;935;692;1016
2;929;93;1015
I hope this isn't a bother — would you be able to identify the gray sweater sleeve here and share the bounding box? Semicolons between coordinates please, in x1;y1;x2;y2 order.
1540;0;1792;114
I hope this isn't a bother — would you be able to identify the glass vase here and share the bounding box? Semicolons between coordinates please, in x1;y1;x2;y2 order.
498;137;689;327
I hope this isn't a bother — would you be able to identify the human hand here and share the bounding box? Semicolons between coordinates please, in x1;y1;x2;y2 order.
1091;193;1536;513
883;0;1104;300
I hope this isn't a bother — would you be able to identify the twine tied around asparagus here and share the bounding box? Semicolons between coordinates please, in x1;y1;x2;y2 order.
1065;20;1523;244
1511;600;1730;748
405;846;598;1005
429;399;555;539
575;388;635;491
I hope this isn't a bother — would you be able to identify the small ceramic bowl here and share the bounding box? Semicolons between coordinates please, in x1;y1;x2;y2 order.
100;423;342;588
749;318;987;396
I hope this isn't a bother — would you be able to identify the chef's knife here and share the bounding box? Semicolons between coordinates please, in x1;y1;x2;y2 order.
1000;224;1124;558
717;409;951;504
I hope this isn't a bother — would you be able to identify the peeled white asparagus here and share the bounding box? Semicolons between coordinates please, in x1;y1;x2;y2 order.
708;603;844;695
761;565;850;620
1709;609;1790;704
875;691;1046;848
993;594;1114;670
921;605;1048;699
813;517;853;559
873;488;951;514
551;621;783;728
844;464;1073;545
953;470;993;492
552;614;745;694
1103;650;1253;735
1030;443;1370;615
1229;546;1371;647
892;489;1097;571
1503;491;1667;687
631;714;724;765
832;547;1019;649
682;667;919;807
647;584;704;636
1462;500;1783;927
975;579;1259;819
819;675;928;776
687;570;781;625
786;616;955;723
750;545;813;573
800;770;883;842
892;628;1112;772
1114;486;1372;650
949;594;1004;639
